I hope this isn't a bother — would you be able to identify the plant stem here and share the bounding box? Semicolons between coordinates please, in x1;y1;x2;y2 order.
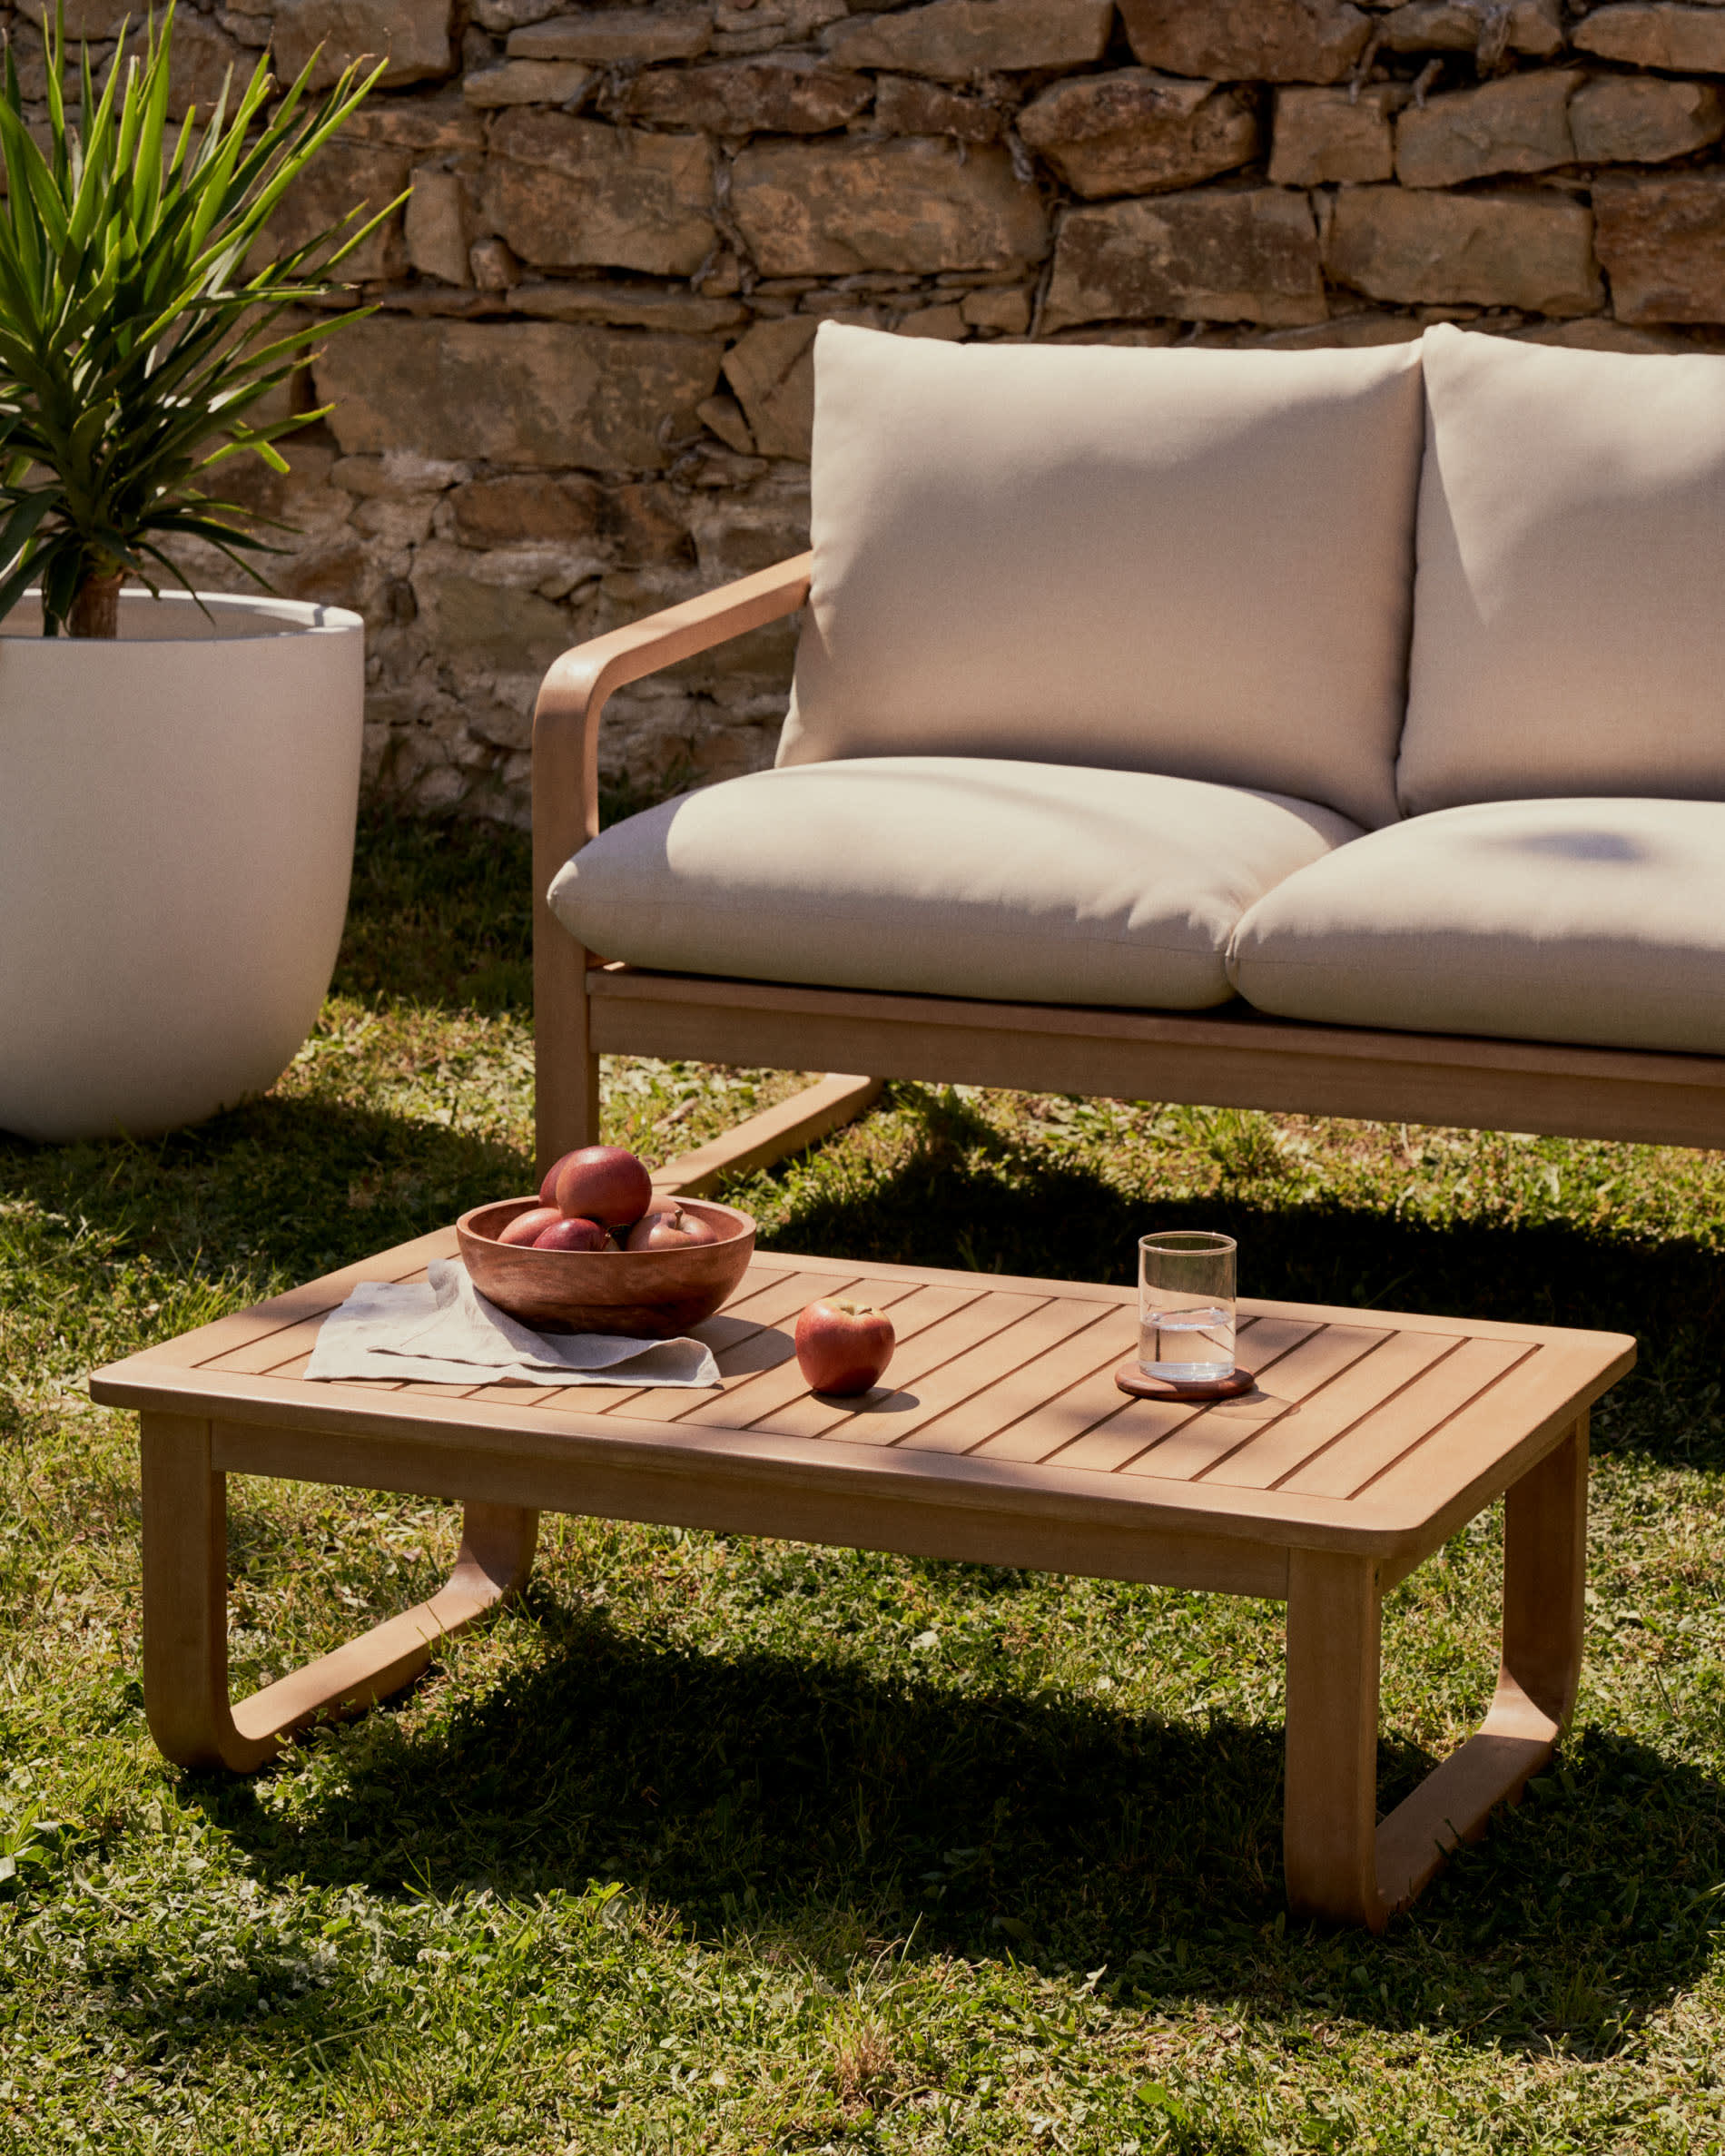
66;573;123;638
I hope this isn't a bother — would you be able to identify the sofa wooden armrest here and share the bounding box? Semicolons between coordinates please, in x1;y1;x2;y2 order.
530;554;814;1173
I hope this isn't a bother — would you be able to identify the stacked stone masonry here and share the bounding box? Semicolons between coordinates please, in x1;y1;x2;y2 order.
18;0;1725;820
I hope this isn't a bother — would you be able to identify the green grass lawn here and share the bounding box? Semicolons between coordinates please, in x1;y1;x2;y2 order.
4;813;1725;2154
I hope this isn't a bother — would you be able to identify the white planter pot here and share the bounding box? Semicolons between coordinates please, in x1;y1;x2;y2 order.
0;590;365;1143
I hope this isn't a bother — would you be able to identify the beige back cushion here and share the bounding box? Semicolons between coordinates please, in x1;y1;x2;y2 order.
1400;323;1725;816
778;324;1425;832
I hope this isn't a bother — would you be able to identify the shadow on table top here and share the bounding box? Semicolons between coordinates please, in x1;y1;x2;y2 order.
182;1596;1725;2060
757;1084;1722;1474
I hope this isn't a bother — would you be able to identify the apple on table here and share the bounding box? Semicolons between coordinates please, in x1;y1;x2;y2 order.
794;1298;895;1396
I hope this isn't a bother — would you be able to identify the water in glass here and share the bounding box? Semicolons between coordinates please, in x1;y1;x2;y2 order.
1138;1303;1236;1385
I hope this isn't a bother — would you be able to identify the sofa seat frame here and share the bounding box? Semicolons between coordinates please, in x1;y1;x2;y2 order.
531;555;1725;1178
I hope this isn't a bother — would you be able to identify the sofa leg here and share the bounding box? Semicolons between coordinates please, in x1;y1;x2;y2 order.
534;932;602;1174
655;1074;883;1196
537;1038;600;1174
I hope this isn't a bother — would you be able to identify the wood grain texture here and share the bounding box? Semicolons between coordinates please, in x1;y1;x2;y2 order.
585;959;1725;1149
1374;1417;1588;1918
140;1409;537;1772
1207;1329;1457;1493
652;1074;883;1196
1285;1548;1385;1929
108;1243;1621;1925
95;1246;1633;1554
130;1229;458;1374
932;1304;1139;1461
1281;1416;1590;1928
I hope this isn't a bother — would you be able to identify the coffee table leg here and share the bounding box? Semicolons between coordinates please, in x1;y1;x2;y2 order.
141;1411;539;1771
1285;1546;1385;1928
1285;1415;1588;1929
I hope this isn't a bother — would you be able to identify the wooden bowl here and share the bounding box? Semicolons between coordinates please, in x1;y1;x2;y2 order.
456;1196;755;1337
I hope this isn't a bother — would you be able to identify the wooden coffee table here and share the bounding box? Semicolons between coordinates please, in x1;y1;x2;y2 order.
89;1235;1633;1931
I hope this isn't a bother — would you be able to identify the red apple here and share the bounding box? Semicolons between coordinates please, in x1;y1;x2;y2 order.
625;1205;721;1253
794;1297;895;1395
533;1215;609;1252
550;1145;654;1226
496;1204;562;1248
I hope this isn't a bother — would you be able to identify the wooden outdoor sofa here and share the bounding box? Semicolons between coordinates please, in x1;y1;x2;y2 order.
530;321;1725;1185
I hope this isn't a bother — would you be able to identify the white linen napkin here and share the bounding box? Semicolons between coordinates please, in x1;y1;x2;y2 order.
304;1258;721;1387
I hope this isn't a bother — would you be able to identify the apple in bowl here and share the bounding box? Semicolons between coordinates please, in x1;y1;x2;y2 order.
457;1189;754;1336
533;1215;610;1252
538;1144;654;1227
495;1204;562;1248
625;1206;719;1252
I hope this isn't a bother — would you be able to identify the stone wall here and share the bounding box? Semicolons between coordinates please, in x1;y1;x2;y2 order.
20;0;1725;822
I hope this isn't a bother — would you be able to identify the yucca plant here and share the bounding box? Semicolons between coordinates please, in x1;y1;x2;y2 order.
0;3;395;637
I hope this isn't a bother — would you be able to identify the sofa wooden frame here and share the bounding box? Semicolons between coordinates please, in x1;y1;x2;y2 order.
532;553;1725;1186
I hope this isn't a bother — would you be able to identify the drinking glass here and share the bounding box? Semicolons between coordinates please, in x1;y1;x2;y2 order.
1138;1231;1236;1383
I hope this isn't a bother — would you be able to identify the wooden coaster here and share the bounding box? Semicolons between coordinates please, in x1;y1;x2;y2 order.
1114;1360;1256;1403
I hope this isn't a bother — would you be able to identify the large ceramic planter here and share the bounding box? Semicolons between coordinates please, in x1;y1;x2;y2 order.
0;590;365;1142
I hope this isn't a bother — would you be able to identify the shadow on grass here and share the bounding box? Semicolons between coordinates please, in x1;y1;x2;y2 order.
334;808;534;1019
185;1599;1725;2059
334;789;656;1019
0;1091;527;1308
760;1085;1725;1472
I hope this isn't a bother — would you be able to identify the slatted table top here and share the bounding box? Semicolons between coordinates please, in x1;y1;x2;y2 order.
90;1231;1634;1564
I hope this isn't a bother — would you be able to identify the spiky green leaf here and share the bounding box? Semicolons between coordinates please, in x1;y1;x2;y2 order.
0;0;381;632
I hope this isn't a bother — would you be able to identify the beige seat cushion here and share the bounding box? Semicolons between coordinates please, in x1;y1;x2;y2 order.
1229;797;1725;1055
777;324;1424;832
1400;324;1725;816
549;757;1361;1010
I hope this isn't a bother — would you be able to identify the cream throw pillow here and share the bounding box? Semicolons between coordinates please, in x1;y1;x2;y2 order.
1400;323;1725;815
777;324;1424;832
